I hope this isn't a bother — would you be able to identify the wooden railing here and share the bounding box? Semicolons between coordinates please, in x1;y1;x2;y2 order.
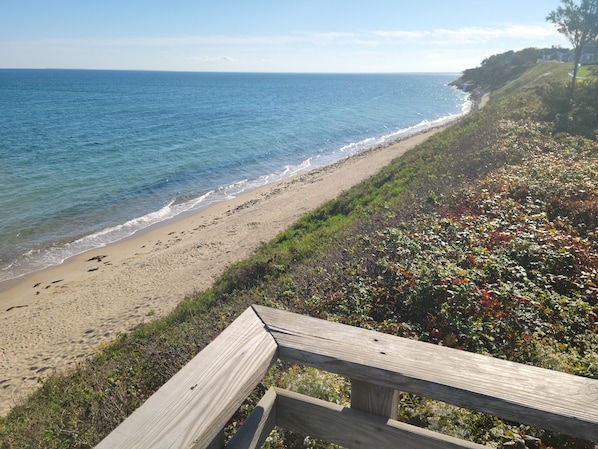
97;305;598;448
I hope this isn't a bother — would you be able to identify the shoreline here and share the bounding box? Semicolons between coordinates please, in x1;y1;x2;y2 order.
0;121;456;416
0;108;471;287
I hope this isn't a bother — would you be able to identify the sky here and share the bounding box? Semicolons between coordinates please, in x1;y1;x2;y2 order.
0;0;571;73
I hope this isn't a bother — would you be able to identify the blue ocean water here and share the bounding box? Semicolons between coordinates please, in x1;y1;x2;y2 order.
0;70;470;283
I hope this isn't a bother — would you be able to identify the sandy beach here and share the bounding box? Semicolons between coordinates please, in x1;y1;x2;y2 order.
0;125;451;416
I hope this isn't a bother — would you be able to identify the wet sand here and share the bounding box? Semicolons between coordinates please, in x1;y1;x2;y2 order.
0;124;453;416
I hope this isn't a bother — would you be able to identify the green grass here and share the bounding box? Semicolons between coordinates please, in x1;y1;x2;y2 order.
1;61;597;448
577;65;597;79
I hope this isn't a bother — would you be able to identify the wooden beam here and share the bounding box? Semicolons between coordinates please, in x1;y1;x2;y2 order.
254;305;598;441
275;388;486;449
351;379;399;420
206;432;224;449
96;307;278;449
226;387;277;449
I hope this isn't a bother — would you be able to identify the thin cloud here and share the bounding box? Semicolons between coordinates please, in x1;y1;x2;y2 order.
190;55;237;63
9;33;359;50
371;25;560;45
11;24;559;49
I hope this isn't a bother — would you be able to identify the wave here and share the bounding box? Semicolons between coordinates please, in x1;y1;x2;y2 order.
0;94;472;284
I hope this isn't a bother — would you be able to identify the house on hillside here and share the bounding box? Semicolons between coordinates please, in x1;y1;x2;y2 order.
580;43;598;64
539;47;575;63
539;45;598;64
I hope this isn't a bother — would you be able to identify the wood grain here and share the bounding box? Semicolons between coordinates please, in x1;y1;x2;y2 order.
351;379;399;419
97;305;598;446
276;388;486;449
254;305;598;441
226;387;277;449
96;307;278;449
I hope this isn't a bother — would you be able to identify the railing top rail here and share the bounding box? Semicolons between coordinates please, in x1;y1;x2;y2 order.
97;305;598;448
254;305;598;441
96;307;278;449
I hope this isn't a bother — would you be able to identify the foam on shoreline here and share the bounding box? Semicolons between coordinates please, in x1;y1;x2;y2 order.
0;92;486;414
0;98;472;286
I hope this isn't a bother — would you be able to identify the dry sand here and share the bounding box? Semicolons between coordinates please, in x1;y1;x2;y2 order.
0;125;451;416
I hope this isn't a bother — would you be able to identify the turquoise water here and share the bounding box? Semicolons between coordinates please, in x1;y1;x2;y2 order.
0;70;469;282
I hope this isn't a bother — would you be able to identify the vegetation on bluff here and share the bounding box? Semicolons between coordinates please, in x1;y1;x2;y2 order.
452;48;542;91
1;61;597;448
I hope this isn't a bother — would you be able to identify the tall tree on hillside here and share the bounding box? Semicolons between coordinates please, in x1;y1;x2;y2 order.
547;0;598;93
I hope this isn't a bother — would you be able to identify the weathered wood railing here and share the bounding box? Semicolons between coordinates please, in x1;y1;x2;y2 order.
97;305;598;448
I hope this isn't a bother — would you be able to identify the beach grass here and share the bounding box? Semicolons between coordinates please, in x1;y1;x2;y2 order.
2;60;598;448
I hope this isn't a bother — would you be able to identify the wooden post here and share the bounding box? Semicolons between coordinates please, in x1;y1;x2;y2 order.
205;431;224;449
351;379;399;420
226;387;277;449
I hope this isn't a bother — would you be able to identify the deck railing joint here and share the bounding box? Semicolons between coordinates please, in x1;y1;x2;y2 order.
97;305;598;448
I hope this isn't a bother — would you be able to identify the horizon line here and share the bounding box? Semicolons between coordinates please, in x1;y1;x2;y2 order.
0;67;464;75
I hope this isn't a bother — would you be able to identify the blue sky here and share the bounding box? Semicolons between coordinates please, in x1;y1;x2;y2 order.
1;0;570;73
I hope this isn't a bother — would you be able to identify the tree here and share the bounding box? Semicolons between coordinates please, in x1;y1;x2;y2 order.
453;48;540;91
546;0;598;92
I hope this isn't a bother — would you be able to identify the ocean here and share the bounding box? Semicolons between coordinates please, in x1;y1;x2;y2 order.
0;70;470;283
